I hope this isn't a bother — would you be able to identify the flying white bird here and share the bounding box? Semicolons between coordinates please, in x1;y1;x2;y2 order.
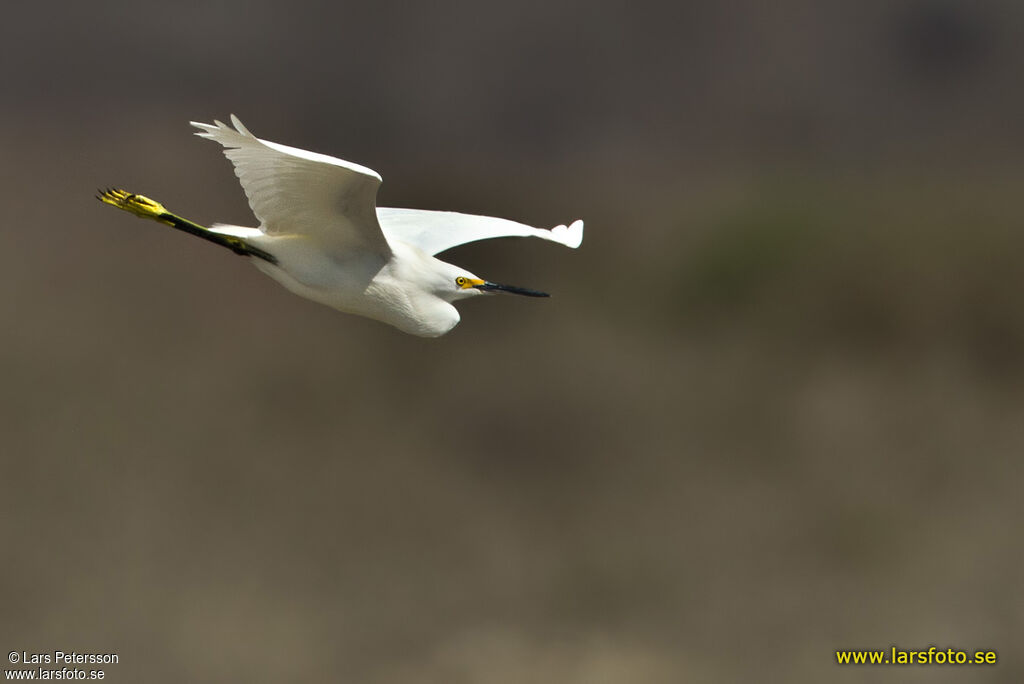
99;115;583;336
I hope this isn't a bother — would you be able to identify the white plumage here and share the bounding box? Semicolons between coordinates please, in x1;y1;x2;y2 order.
109;115;584;337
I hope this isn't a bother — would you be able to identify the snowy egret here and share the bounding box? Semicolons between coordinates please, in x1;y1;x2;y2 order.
99;115;583;336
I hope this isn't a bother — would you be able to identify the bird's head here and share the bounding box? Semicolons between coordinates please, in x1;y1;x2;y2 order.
445;270;550;301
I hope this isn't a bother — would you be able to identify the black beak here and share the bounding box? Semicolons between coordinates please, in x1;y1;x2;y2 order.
475;281;549;297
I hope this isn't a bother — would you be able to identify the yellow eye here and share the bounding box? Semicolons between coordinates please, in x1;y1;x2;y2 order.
455;276;468;287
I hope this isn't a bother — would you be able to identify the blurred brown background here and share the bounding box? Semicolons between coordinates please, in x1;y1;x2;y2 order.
2;1;1023;682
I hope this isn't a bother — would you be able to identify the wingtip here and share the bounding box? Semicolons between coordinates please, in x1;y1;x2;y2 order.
229;113;252;137
190;115;257;144
189;120;215;137
551;219;584;248
568;219;584;248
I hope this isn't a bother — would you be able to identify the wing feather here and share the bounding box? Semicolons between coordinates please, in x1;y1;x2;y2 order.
376;208;584;256
191;115;390;257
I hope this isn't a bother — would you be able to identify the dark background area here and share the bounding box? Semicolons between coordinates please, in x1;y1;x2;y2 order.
2;1;1023;682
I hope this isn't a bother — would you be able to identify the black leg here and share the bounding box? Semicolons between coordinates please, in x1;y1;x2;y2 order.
97;188;278;265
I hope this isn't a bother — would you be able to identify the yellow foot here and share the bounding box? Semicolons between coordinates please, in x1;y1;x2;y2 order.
97;188;168;220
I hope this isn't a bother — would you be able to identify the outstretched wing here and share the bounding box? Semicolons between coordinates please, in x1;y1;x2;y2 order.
191;115;390;257
376;208;584;256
